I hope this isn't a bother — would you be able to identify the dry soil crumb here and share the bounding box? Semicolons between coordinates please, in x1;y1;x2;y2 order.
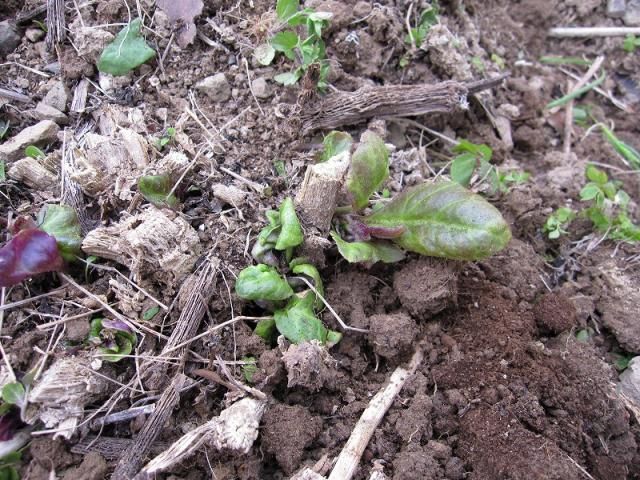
368;311;417;359
393;258;458;319
533;291;577;335
261;404;323;474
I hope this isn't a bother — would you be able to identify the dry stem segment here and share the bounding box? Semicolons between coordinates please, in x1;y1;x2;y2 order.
300;81;468;135
327;347;424;480
137;397;266;479
111;373;187;480
45;0;66;49
140;259;218;389
295;151;350;234
72;437;170;460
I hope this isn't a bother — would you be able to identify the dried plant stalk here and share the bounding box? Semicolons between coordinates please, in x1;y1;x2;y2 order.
46;0;66;49
111;374;187;480
299;75;508;135
140;259;218;389
137;397;266;479
327;347;424;480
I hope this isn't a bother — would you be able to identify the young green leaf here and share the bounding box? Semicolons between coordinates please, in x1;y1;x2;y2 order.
254;318;277;341
543;207;575;239
623;34;640;53
97;19;156;76
271;31;299;60
276;0;300;21
274;292;339;345
235;264;294;301
1;383;25;408
318;131;353;163
241;357;258;383
330;231;405;264
89;318;137;362
291;263;324;308
274;71;302;85
138;174;179;208
24;145;45;160
586;164;608;184
38;205;82;262
254;43;276;66
363;180;512;260
275;198;303;250
600;124;640;169
346;132;389;209
0;120;9;140
142;306;160;321
450;152;476;187
0;160;5;182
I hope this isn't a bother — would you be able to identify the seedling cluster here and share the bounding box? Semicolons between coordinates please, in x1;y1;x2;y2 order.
544;165;640;243
254;0;332;87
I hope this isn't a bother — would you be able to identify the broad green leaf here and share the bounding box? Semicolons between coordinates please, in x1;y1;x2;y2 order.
331;231;405;264
276;0;299;21
346;132;389;209
580;183;601;202
274;292;329;344
275;198;303;250
38;204;82;262
138;174;178;208
1;383;25;407
586;165;607;184
318;131;353;163
271;31;299;57
274;70;302;85
254;43;276;65
291;263;324;308
364;181;512;261
97;19;156;76
450;152;476;187
235;264;294;301
255;318;277;341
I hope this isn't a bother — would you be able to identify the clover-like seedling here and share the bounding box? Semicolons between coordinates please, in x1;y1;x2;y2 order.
89;318;137;362
405;3;439;47
543;207;575;240
254;0;332;88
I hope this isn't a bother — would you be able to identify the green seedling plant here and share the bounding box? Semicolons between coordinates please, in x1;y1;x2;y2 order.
24;145;45;160
89;318;137;362
154;127;176;151
0;451;21;480
0;120;8;140
543;165;640;243
449;139;529;194
623;34;640;53
236;198;342;347
254;0;332;87
138;174;178;208
543;207;575;239
323;131;512;262
405;3;439;47
97;18;156;76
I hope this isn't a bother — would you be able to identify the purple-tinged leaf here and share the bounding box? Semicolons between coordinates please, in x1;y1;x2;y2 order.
101;319;133;334
0;229;64;287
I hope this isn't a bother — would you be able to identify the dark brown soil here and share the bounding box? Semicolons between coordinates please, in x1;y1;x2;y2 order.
1;0;640;479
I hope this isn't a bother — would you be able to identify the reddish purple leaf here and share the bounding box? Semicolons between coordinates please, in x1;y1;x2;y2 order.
0;229;64;287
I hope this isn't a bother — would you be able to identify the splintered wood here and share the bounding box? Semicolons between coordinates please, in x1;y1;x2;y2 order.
298;75;509;135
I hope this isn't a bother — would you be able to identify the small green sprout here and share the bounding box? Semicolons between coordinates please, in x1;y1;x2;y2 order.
598;123;640;170
142;306;160;321
0;161;5;182
543;207;575;239
24;145;46;160
32;19;48;32
0;120;9;140
138;174;179;208
154;127;176;151
405;3;439;47
241;357;258;383
539;56;592;66
254;0;332;88
623;34;640;53
89;318;137;362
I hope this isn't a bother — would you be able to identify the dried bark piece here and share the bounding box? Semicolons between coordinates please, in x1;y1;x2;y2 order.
82;207;201;292
8;157;59;191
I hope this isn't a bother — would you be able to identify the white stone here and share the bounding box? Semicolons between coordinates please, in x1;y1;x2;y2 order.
195;73;231;102
42;81;70;112
618;357;640;407
34;102;69;125
251;77;272;99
